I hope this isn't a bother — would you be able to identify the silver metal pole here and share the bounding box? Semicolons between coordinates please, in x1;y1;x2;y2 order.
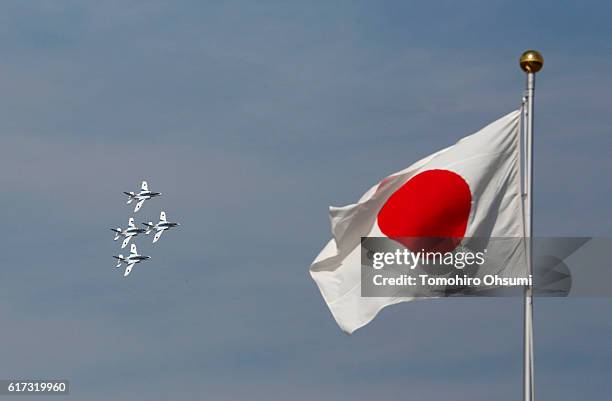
519;50;543;401
524;70;535;401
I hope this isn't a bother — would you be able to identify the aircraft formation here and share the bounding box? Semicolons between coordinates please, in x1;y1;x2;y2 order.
111;180;180;277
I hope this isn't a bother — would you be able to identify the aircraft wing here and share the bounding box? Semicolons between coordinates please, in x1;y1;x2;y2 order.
141;181;149;191
134;199;145;213
124;263;135;277
121;236;132;249
128;217;136;227
130;243;138;255
160;211;167;222
153;229;164;243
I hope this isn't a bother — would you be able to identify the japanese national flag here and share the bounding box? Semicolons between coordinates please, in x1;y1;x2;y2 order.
310;110;524;334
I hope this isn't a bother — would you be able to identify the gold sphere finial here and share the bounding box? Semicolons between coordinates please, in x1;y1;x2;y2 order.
520;50;544;73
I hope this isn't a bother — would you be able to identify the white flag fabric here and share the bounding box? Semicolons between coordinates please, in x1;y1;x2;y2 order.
310;110;524;334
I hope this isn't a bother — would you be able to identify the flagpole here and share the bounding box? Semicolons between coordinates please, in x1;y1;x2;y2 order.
519;50;544;401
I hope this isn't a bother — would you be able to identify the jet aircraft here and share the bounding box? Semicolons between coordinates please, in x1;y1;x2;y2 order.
124;180;161;212
111;217;146;249
113;243;151;277
143;211;180;243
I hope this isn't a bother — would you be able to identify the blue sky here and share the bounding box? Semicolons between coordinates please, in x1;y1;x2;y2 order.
0;1;610;400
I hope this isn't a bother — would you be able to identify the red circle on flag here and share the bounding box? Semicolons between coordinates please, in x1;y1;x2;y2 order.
377;169;472;253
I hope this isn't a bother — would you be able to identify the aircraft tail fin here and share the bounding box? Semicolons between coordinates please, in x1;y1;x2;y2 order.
111;228;122;241
114;255;124;268
144;222;154;235
124;191;135;204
